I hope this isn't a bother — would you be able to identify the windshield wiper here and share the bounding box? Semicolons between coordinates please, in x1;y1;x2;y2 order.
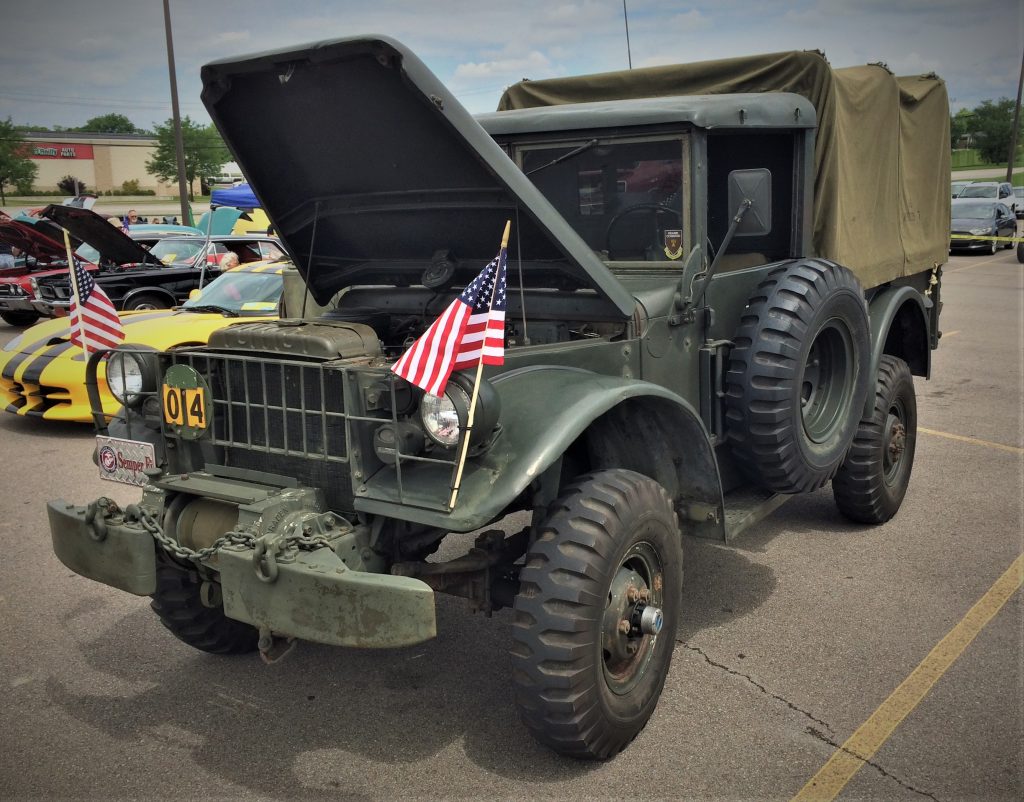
525;138;599;176
183;304;239;317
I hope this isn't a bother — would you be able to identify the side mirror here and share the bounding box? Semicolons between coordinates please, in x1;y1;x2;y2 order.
188;289;201;301
728;169;772;236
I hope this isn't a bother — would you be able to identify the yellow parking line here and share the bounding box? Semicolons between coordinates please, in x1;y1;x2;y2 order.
947;254;1007;272
792;553;1024;802
941;330;960;338
919;427;1023;455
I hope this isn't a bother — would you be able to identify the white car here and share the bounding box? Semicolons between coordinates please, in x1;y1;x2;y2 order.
957;181;1017;215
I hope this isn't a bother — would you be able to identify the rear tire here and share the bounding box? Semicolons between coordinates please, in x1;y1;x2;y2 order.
150;562;259;654
1;310;40;326
832;355;917;524
511;470;682;759
725;259;871;493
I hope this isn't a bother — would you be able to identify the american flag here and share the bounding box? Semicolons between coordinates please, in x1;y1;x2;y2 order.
68;260;124;354
392;248;507;397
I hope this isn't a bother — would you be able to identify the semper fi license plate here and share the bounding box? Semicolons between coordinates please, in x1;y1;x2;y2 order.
96;435;157;486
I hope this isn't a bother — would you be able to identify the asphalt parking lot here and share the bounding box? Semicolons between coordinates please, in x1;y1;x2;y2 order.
0;248;1020;800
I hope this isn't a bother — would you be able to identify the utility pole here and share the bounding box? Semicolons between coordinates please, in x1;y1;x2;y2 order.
1005;47;1024;184
163;0;192;225
622;0;632;69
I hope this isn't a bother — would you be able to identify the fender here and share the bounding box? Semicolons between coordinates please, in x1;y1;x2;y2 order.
120;286;178;311
865;285;931;415
357;366;725;536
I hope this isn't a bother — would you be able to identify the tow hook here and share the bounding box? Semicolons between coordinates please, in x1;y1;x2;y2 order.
258;626;297;664
84;497;119;542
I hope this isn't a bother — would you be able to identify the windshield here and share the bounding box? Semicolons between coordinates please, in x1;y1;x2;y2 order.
75;243;100;263
958;185;998;199
150;238;206;265
952;203;996;220
181;270;282;315
518;137;688;262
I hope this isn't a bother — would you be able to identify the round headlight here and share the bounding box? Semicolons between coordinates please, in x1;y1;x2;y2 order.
105;350;156;407
420;384;469;448
418;373;501;450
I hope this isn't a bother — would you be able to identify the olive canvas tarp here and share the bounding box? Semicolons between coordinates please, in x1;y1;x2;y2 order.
498;51;950;288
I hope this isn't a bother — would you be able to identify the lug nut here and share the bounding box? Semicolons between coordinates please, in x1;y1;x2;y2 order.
618;619;631;635
626;586;639;603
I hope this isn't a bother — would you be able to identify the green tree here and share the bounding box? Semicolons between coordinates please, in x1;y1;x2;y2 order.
0;117;38;204
971;98;1015;164
950;108;973;149
145;116;230;200
78;113;141;134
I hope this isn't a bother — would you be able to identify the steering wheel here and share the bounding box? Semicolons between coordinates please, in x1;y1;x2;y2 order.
604;203;682;260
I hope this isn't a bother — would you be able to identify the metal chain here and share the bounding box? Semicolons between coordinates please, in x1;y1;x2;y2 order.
133;507;334;563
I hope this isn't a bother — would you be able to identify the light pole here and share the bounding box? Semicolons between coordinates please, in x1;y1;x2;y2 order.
1005;48;1024;184
163;0;192;225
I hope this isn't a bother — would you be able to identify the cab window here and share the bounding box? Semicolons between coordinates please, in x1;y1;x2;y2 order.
517;136;690;262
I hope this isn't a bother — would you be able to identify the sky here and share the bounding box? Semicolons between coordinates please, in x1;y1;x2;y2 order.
0;0;1021;132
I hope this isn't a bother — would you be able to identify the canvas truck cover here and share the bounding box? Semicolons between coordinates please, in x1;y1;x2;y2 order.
498;51;950;288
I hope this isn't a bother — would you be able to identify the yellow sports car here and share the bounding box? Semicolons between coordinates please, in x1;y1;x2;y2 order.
0;262;285;422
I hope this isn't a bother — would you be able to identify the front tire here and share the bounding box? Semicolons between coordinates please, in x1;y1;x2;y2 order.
124;293;169;311
150;562;259;654
1;310;40;326
511;470;682;759
832;355;917;524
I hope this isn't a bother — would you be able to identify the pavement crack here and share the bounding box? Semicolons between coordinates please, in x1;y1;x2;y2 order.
804;726;941;802
678;641;835;735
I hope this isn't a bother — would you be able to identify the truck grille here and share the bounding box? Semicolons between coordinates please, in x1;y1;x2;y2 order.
37;283;70;301
171;351;354;511
164;350;459;515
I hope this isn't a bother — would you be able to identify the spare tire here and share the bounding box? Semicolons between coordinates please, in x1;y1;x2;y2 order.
724;259;871;494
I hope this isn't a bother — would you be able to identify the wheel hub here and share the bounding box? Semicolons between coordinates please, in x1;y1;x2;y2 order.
602;543;664;695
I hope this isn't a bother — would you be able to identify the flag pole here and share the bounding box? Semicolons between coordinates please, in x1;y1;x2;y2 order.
63;229;89;355
448;220;510;510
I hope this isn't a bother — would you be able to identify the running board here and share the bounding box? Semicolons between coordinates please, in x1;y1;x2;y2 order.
720;487;789;542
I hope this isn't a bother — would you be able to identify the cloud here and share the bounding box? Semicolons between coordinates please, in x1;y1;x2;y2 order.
0;0;1019;127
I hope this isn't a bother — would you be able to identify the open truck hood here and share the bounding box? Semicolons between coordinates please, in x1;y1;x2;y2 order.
200;36;634;316
41;205;155;266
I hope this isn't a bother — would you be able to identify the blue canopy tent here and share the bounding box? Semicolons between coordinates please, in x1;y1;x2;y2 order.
210;183;259;209
198;183;268;235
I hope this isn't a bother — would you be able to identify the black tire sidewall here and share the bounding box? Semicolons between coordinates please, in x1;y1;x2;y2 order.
1;310;40;326
125;294;167;311
725;260;871;493
833;355;917;524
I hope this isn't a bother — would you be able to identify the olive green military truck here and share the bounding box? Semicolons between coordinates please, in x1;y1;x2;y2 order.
48;38;949;759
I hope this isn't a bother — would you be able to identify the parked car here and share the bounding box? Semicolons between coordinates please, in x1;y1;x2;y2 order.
951;180;971;198
0;261;285;421
949;199;1016;254
957;181;1017;214
1012;186;1024;219
0;212;86;326
33;205;283;314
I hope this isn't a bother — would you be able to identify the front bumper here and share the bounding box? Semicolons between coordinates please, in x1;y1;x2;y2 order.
0;296;36;313
31;299;68;317
47;498;437;648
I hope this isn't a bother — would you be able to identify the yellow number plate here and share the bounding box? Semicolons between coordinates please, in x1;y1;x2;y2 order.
162;384;207;429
